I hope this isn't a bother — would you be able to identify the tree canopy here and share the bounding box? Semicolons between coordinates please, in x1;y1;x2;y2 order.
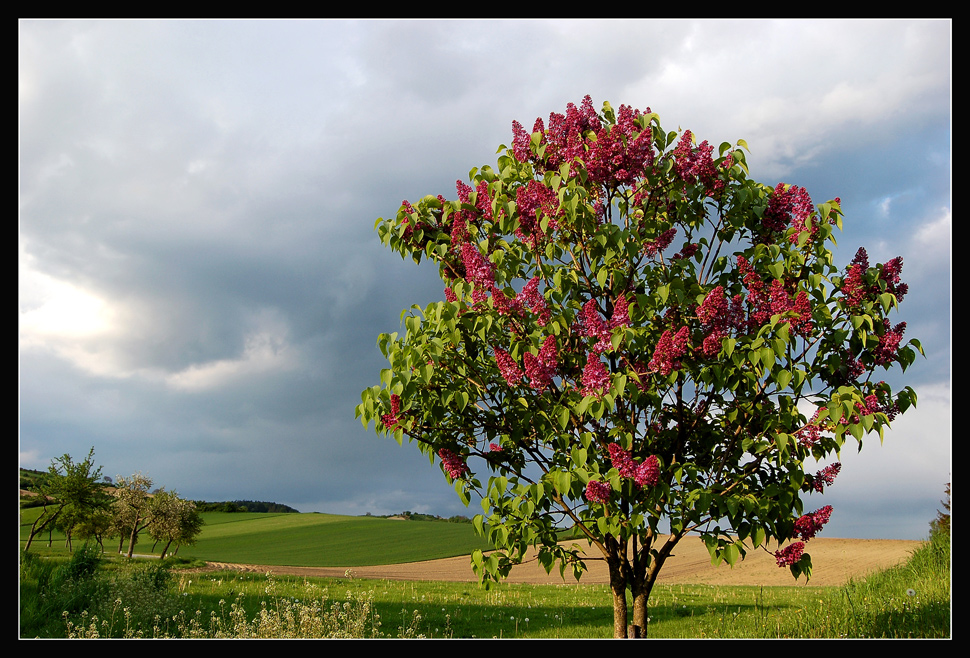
357;97;921;637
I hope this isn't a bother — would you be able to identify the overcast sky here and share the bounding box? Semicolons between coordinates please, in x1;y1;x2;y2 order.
20;19;951;541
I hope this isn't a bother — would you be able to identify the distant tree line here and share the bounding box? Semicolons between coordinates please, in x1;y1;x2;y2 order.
391;511;472;524
193;500;300;514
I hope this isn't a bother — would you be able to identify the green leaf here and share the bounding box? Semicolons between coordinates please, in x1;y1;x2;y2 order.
722;543;740;567
558;407;571;430
775;369;792;391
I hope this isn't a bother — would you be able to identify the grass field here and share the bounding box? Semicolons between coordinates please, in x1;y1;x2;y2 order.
20;508;495;566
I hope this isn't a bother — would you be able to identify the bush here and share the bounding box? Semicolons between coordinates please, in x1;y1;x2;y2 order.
52;542;102;584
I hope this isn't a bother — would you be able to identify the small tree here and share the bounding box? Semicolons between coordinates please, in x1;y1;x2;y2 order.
23;448;110;553
357;97;922;637
147;490;204;559
111;473;156;558
72;507;114;554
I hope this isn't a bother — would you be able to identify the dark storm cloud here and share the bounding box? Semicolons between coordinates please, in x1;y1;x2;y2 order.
20;19;950;538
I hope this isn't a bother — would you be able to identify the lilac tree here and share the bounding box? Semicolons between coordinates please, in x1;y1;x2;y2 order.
357;97;921;637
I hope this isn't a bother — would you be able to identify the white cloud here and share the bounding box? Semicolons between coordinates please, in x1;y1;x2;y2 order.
915;207;951;252
164;310;297;391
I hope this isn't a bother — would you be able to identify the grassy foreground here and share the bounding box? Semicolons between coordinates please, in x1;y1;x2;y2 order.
20;530;950;638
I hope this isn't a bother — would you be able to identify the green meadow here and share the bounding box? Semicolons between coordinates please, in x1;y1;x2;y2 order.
20;508;494;566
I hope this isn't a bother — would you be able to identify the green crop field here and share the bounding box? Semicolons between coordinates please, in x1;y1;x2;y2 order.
20;508;495;567
177;512;495;566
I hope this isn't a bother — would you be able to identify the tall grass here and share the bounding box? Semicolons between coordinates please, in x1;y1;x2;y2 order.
643;532;950;638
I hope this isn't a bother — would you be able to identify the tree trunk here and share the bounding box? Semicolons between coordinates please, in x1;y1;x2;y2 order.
610;574;629;638
630;581;651;637
126;516;140;558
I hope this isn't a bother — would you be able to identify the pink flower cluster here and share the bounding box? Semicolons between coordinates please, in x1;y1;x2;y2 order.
795;408;826;448
494;346;523;386
807;462;842;493
519;278;551;326
482;277;550;326
737;257;812;335
873;320;906;367
852;390;900;423
523;335;558;392
695;286;745;357
769;281;813;335
494;336;559;391
585;479;612;504
510;96;654;185
793;505;833;542
438;448;470;480
879;256;909;303
515;179;561;247
607;443;660;488
648;326;690;376
643;227;677;258
840;248;909;309
777;467;838;572
460;242;495;300
381;394;402;430
580;352;611;398
673;243;700;260
672;130;721;194
451;179;493;243
761;183;814;239
774;541;805;567
490;285;524;317
840;249;869;309
574;298;627;354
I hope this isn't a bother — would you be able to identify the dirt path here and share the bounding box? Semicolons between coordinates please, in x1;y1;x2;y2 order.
195;536;923;588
